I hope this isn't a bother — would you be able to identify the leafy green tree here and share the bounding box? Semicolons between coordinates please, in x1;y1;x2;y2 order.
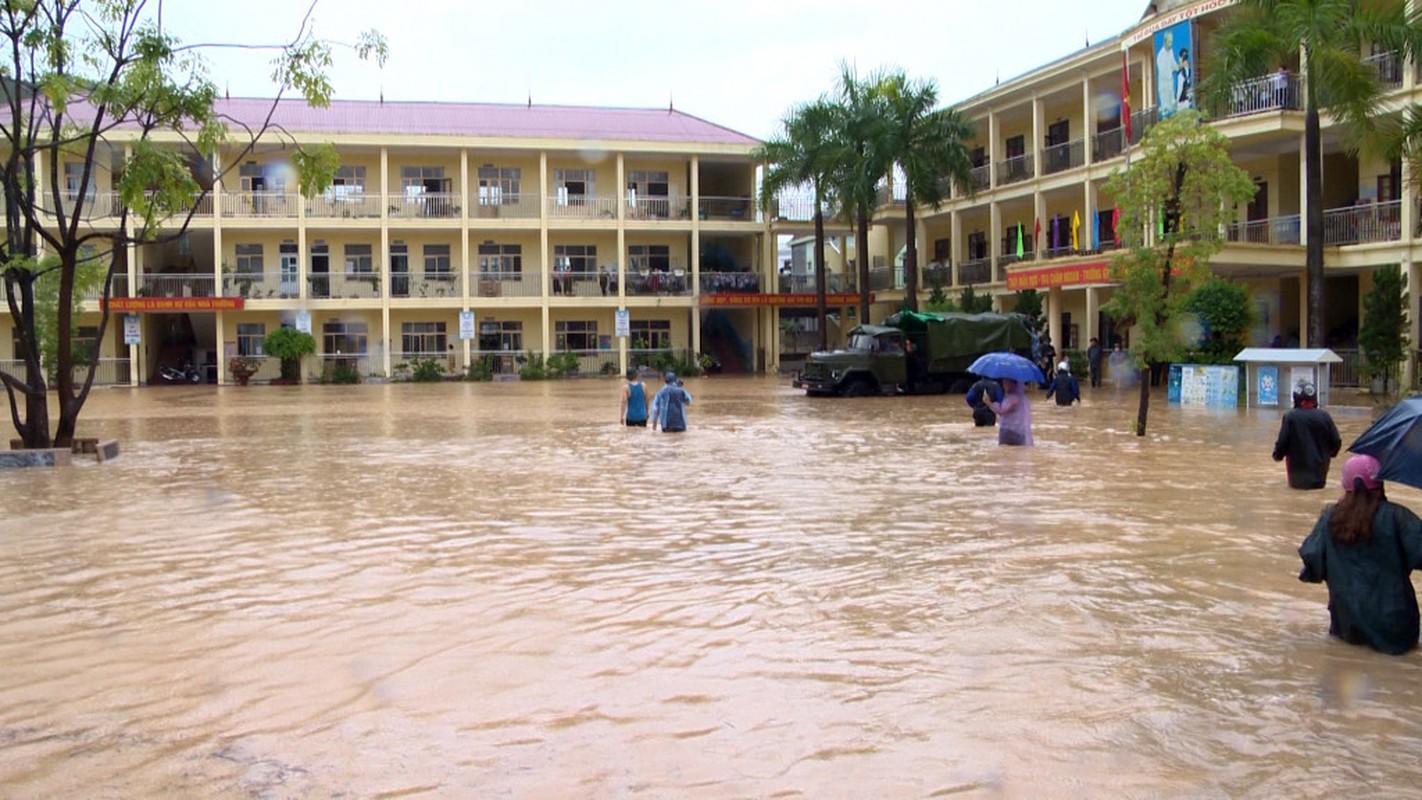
879;71;975;312
1103;110;1255;436
1202;0;1422;348
958;284;993;314
0;0;385;448
1181;276;1254;362
1358;264;1409;395
756;99;842;351
1011;289;1043;332
262;327;317;382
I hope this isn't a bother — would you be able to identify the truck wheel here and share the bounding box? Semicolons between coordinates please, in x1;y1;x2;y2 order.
842;379;875;397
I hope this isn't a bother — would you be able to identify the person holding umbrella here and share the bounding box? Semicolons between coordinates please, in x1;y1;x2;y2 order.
1271;380;1341;490
967;352;1043;446
1298;454;1422;655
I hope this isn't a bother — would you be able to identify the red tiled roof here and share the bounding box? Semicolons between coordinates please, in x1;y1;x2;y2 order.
211;98;760;146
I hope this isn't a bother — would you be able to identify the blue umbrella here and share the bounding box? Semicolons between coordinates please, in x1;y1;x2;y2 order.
1348;396;1422;491
968;352;1046;385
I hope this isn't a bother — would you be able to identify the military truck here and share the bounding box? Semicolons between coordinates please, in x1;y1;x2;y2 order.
792;310;1035;397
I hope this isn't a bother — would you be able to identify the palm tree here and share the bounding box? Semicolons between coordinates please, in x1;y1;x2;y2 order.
755;98;842;352
879;72;976;312
829;63;893;325
1203;0;1422;348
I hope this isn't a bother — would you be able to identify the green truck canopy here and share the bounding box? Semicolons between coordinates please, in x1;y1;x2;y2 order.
880;310;1034;373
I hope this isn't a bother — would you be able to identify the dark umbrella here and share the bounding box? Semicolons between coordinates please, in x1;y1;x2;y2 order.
968;352;1047;385
1348;396;1422;491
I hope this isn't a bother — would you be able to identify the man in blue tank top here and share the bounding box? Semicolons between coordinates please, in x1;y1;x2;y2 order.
621;368;648;426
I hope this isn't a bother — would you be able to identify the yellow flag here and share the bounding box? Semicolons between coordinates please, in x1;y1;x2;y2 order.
1071;211;1081;251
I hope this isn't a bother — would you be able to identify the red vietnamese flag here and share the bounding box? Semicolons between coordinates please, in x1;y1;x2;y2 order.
1122;51;1132;143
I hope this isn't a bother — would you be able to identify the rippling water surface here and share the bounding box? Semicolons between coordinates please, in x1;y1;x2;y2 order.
2;377;1422;798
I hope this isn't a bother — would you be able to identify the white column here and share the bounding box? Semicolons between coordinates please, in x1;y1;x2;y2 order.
1085;286;1100;345
988;111;999;187
380;146;391;378
1082;72;1093;167
1031;94;1043;180
691;154;701;361
989;201;1001;282
950;210;962;286
1298;131;1309;246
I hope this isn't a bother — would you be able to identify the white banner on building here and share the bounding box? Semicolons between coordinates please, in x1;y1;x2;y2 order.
123;315;141;345
615;309;630;338
459;310;475;340
295;311;312;334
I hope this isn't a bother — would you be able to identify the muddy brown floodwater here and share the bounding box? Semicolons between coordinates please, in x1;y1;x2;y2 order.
2;377;1422;798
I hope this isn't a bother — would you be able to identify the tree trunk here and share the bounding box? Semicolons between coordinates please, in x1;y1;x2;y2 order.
904;201;918;312
1134;366;1151;436
856;211;871;324
1304;100;1324;349
814;207;828;352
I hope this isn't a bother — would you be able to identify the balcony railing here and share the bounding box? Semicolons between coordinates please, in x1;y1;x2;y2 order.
46;191;214;221
389;192;461;219
997;153;1034;186
390;351;459;380
1093;127;1125;162
959;259;991;285
224;271;299;300
555;349;618;376
1000;233;1036;263
627;269;691;296
1365;50;1403;90
306;192;383;219
550;269;611;298
969;164;991;192
698;196;755;221
221;191;298;218
469;349;526;375
548;194;619;219
875;185;907;207
226;355;281;383
777;272;855;294
379;272;463;299
701;271;761;293
1042;139;1085;175
770;193;823;222
866;267;896;291
471;271;543;299
307;271;384;299
1218;73;1304;119
626;194;684;220
1322;200;1401;246
138;272;217;298
81;273;131;301
1225;214;1301;245
472;194;541;219
1129;107;1158;144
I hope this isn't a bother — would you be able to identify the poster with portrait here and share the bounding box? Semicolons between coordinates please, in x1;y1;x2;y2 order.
1257;365;1279;406
1154;20;1195;118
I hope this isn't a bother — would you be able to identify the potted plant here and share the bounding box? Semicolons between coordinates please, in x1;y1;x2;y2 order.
228;355;262;386
1359;265;1409;397
262;327;317;384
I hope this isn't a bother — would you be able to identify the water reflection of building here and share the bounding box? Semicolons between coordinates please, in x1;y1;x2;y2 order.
769;0;1421;389
4;99;788;385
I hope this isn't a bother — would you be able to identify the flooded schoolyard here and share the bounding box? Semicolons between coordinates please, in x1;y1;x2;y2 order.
1;376;1420;797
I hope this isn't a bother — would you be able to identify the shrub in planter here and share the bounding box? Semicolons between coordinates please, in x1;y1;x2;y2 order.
262;328;316;383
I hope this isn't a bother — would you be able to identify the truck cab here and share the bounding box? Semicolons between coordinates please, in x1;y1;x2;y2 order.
792;325;908;397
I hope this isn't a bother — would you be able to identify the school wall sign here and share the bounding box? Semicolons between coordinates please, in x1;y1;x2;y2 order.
1006;262;1113;291
701;292;868;307
103;297;245;312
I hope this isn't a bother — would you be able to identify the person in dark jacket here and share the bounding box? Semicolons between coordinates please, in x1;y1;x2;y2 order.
1086;337;1104;388
1299;454;1422;655
965;377;1003;427
1044;361;1080;406
1272;381;1341;490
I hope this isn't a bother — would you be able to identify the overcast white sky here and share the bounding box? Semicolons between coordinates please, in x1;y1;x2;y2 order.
154;0;1148;140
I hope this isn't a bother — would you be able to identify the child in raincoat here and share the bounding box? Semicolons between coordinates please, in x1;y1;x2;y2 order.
987;377;1033;446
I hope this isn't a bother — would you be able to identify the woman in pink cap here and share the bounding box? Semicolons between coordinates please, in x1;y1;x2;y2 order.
1298;454;1422;654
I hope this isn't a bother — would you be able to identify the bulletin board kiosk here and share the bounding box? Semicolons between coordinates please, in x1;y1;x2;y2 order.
1233;348;1342;408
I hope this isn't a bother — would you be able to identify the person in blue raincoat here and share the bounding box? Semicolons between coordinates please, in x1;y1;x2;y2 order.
650;371;692;433
966;376;1003;427
1298;454;1422;655
987;377;1033;446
